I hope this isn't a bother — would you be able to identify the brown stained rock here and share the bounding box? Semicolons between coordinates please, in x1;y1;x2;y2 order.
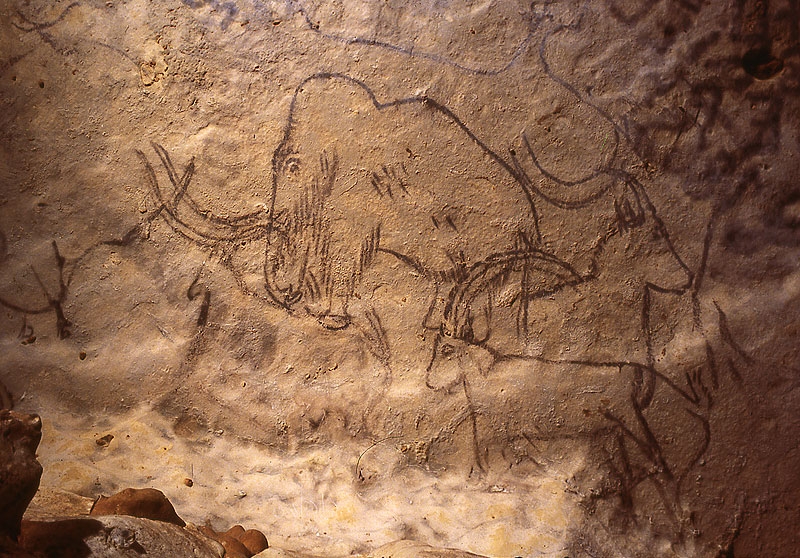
90;487;185;527
0;409;43;541
225;524;246;538
200;524;268;557
240;529;270;555
221;536;253;558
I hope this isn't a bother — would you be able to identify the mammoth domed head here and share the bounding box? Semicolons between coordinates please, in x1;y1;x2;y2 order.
0;409;43;541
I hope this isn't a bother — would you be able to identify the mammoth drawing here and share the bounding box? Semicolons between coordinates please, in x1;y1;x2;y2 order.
141;73;687;356
264;73;544;331
139;74;546;341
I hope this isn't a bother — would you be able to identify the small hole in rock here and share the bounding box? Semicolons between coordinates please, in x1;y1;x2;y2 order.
38;80;44;88
742;48;783;80
79;351;87;360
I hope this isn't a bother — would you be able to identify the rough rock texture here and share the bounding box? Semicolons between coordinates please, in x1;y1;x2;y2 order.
1;0;798;556
25;487;95;520
20;515;225;557
0;409;43;541
90;487;186;526
366;540;487;557
253;541;486;558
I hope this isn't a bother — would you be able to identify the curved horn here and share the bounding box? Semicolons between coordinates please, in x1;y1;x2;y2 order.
511;131;620;209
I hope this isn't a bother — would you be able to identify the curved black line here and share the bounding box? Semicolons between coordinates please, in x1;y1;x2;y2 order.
714;301;753;364
691;218;715;327
626;176;694;291
151;144;270;231
538;8;639;159
13;2;80;32
142;148;270;245
442;248;584;335
0;296;50;315
292;0;536;76
269;73;539;230
676;407;711;492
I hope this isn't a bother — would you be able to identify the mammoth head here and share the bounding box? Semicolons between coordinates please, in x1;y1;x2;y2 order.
265;139;338;311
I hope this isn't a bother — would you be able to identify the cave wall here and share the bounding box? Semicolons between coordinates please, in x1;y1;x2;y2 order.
1;0;798;556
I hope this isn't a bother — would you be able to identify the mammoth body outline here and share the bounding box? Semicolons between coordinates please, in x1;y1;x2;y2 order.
140;73;691;356
265;73;548;331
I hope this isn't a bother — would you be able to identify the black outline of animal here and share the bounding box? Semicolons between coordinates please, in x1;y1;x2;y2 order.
264;73;546;333
423;175;702;536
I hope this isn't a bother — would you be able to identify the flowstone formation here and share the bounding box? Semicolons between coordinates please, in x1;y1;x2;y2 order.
1;0;798;556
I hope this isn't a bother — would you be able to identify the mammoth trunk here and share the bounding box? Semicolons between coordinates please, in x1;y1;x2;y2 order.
265;183;331;310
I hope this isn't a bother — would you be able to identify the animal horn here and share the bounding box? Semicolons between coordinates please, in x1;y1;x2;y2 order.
510;132;619;209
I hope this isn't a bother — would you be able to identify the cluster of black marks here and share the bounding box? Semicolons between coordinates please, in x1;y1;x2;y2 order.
370;163;409;200
0;241;72;341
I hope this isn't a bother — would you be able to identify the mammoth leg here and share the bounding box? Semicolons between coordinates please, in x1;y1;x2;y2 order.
610;365;694;536
423;279;452;331
319;296;350;330
315;227;378;330
315;261;352;330
322;224;382;330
